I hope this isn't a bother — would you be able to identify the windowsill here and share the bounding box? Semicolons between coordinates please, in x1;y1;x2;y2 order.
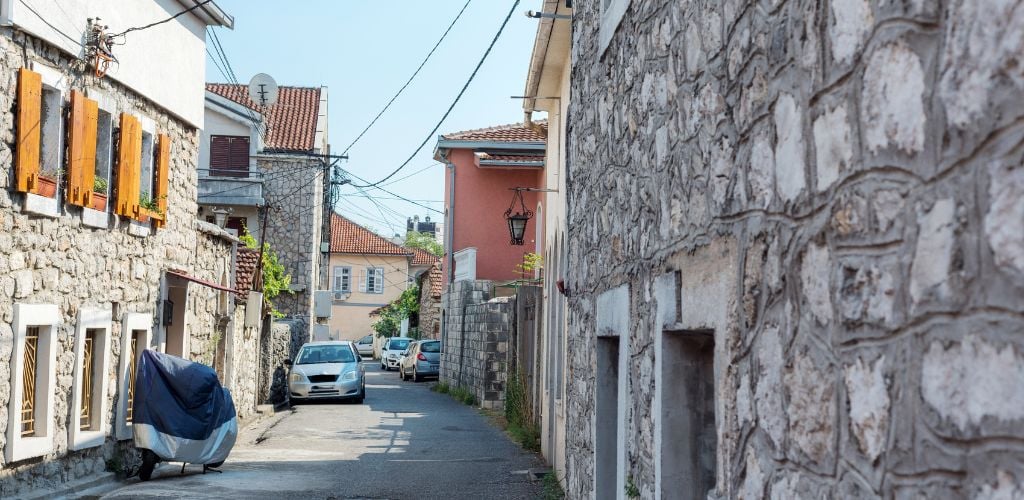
81;207;111;229
7;435;53;463
23;192;60;218
70;430;105;451
138;207;164;223
128;220;151;237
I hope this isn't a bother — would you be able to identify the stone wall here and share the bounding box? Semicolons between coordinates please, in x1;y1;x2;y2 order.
260;319;295;406
0;28;237;494
258;154;325;343
566;0;1024;498
441;281;512;409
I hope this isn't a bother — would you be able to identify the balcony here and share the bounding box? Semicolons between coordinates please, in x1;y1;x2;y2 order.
197;168;265;207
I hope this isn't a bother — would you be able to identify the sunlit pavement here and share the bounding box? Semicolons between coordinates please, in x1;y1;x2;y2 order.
100;362;545;499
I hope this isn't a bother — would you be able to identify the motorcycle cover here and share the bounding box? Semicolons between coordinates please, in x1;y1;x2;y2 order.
132;349;237;464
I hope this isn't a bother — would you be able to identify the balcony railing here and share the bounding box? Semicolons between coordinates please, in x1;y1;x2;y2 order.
197;168;265;207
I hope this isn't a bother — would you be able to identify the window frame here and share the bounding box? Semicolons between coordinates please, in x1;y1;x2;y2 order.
333;266;352;298
81;91;118;227
19;64;67;217
69;308;113;450
599;0;631;56
209;134;251;178
5;303;60;463
115;313;153;440
366;267;384;294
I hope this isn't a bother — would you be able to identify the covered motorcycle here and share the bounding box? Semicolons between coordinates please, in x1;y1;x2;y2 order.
132;349;237;480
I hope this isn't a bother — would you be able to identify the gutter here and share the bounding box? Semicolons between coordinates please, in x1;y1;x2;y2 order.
436;139;545;151
178;0;234;29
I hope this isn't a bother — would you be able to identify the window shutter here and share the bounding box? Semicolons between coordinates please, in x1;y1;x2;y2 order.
15;68;42;193
115;113;142;217
66;91;99;207
228;136;249;173
358;268;367;293
210;136;229;170
153;134;170;228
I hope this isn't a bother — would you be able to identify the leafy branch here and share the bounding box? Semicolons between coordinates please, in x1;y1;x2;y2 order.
240;228;293;318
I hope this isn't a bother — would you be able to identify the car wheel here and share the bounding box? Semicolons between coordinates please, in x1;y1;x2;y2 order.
413;367;420;382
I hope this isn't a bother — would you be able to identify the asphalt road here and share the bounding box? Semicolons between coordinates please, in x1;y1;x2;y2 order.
101;361;546;499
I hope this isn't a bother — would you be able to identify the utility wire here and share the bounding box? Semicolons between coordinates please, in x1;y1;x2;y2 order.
350;0;522;188
341;169;444;215
16;0;82;46
339;0;473;156
111;0;213;38
379;161;443;187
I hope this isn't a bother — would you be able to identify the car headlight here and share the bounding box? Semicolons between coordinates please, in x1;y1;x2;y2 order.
340;371;358;381
289;372;306;383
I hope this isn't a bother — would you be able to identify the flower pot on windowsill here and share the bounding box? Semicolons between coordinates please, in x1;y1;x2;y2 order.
90;193;107;211
35;175;57;198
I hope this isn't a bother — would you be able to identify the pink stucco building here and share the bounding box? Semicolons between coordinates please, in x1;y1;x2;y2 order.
434;122;547;287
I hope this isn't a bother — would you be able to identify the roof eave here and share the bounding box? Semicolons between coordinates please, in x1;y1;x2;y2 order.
435;139;546;151
178;0;234;28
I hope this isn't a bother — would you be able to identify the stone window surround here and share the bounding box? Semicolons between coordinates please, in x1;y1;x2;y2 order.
595;284;629;499
599;0;631;56
22;62;66;219
81;90;119;230
69;308;113;451
5;303;60;464
115;313;153;441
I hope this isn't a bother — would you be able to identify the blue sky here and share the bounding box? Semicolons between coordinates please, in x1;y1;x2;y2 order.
207;0;543;236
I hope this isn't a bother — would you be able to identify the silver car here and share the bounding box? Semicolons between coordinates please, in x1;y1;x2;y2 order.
399;339;441;382
287;341;365;403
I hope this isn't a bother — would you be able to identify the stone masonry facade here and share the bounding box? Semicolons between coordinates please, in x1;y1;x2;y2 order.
566;0;1024;498
441;281;511;410
0;28;247;495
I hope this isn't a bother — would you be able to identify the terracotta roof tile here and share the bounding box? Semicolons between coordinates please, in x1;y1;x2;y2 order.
442;120;547;142
235;247;260;296
410;247;440;266
207;83;322;152
331;213;412;256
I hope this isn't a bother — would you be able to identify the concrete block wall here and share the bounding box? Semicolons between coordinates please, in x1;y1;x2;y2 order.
441;281;513;409
565;0;1024;498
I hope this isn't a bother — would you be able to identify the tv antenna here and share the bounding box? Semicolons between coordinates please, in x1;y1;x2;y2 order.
248;73;278;106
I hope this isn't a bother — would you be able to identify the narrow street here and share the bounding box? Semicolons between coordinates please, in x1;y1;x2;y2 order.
101;363;545;499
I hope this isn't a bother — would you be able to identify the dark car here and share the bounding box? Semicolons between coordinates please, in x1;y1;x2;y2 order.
399;340;441;382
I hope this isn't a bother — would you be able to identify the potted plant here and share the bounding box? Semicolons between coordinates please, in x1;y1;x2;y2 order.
91;177;108;211
137;194;164;223
36;172;58;198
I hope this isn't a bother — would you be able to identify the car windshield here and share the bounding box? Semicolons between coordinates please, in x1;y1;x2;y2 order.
296;346;355;364
420;342;440;353
388;339;410;351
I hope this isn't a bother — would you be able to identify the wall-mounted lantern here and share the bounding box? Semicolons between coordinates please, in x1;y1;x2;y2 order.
504;189;533;246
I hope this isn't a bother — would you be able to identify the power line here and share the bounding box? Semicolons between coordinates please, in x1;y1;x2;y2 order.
111;0;214;38
342;169;444;215
379;161;444;187
350;0;522;188
16;0;82;46
339;0;473;156
337;194;442;204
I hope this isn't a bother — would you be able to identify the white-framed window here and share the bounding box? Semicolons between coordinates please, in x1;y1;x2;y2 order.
23;63;67;217
116;313;153;440
599;0;631;56
359;267;384;294
333;266;351;299
82;92;118;227
140;129;155;205
5;303;60;463
70;308;113;450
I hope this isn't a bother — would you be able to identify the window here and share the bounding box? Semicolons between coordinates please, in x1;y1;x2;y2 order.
209;135;250;178
140;130;155;206
360;267;384;294
70;308;112;450
333;266;351;298
599;0;631;55
116;313;152;440
114;114;169;228
15;67;65;215
91;108;114;212
38;85;63;196
6;303;59;463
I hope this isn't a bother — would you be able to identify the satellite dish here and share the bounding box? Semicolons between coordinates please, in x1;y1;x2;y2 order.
248;73;279;106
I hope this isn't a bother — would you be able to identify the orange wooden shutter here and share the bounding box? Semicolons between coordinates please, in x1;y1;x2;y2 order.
81;98;99;207
66;91;84;204
153;134;170;228
115;113;142;217
15;68;42;193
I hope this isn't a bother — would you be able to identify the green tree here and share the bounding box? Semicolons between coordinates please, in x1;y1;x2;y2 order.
372;284;420;338
404;230;443;257
239;228;293;318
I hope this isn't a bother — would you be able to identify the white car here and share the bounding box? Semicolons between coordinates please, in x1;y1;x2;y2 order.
355;335;374;358
380;337;412;371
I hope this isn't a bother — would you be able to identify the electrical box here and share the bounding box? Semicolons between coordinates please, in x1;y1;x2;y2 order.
314;290;333;319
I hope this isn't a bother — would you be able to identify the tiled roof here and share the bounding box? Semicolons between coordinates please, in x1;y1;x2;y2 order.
441;120;547;142
410;247;440;267
235;247;260;296
206;83;322;152
330;213;412;256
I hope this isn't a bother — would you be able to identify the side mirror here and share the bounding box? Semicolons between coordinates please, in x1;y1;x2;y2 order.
284;358;293;367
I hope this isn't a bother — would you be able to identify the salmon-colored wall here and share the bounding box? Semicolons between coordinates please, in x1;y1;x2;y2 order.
444;148;543;284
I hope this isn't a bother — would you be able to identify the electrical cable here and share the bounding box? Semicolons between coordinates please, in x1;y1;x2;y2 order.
16;0;82;46
339;0;473;156
379;161;443;187
341;169;444;215
350;0;522;188
111;0;213;38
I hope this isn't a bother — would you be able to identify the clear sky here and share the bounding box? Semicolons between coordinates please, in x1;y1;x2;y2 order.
207;0;544;236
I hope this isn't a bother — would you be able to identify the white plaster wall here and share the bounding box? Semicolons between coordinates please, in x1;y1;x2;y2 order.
3;0;211;127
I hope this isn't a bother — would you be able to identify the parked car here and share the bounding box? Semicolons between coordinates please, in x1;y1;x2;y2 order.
380;337;412;371
396;341;418;376
400;339;441;382
287;341;365;403
355;335;374;358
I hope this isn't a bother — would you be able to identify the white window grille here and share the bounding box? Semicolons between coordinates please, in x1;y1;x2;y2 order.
6;303;60;463
70;308;113;450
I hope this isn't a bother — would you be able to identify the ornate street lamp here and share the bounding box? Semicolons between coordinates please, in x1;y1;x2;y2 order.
504;189;533;246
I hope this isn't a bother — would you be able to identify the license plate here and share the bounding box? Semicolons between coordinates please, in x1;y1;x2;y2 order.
313;386;331;390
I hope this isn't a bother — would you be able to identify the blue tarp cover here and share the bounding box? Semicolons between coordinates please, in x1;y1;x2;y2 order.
132;350;237;464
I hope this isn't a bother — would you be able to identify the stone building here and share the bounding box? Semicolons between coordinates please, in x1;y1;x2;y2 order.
204;83;330;355
417;262;443;340
564;0;1024;498
0;0;261;495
